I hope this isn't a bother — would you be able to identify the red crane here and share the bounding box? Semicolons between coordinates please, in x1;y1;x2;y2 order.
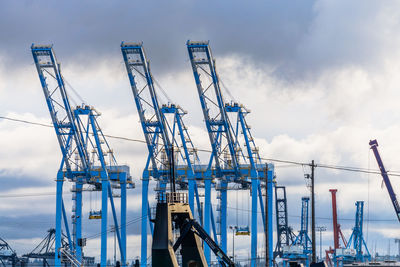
326;189;347;266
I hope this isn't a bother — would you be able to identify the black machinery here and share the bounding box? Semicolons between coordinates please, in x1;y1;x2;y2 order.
151;192;234;267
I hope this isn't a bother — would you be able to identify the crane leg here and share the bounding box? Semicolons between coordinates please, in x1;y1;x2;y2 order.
141;178;149;267
121;174;127;267
220;181;228;253
75;182;83;263
204;178;212;264
189;178;195;215
55;176;64;267
251;178;258;267
101;177;108;267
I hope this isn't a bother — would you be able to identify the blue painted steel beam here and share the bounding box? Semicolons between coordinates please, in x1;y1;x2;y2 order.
140;178;149;267
121;174;127;267
204;178;212;263
107;185;124;262
267;168;274;267
100;176;108;267
220;182;228;252
251;178;258;267
55;177;63;267
75;182;83;262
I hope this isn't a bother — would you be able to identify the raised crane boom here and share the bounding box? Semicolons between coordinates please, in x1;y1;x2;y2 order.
121;42;171;176
32;44;131;267
187;40;272;267
369;139;400;222
187;40;239;177
31;44;90;177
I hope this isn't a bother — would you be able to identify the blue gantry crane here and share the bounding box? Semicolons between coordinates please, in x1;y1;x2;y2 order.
121;42;205;266
282;197;312;267
31;44;133;267
186;40;274;266
346;201;371;262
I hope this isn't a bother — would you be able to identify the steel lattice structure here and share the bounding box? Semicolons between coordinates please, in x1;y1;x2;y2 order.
346;201;371;262
32;44;133;267
121;42;207;266
186;40;274;266
274;186;295;258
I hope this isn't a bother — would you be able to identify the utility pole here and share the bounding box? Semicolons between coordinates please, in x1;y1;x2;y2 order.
311;160;316;263
265;164;270;267
230;226;237;262
316;226;327;261
112;225;116;266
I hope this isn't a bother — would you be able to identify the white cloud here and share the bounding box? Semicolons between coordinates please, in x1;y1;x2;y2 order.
3;0;400;261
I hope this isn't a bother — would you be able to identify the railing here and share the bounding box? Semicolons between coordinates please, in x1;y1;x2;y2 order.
59;247;81;267
157;192;188;204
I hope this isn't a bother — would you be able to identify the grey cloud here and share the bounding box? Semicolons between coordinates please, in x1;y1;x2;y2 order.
0;171;51;192
2;0;397;82
0;0;315;76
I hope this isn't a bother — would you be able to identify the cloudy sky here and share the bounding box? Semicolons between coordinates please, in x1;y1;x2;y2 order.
2;0;400;263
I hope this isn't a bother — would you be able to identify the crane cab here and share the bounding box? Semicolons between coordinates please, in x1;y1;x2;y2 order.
235;226;250;236
89;210;102;220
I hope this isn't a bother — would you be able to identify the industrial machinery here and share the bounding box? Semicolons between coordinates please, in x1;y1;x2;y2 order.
282;197;312;267
345;201;371;262
23;229;95;267
32;44;133;267
369;139;400;222
152;191;234;267
274;186;295;259
0;237;20;267
186;40;274;266
120;41;273;265
121;42;205;266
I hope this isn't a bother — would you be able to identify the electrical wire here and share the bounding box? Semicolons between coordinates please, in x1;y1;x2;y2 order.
0;191;72;198
84;215;145;240
1;115;399;177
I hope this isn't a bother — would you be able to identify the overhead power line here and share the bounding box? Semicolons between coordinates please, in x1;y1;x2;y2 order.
1;115;400;176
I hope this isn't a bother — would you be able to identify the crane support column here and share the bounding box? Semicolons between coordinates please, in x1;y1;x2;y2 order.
188;179;195;216
141;178;149;267
251;177;259;267
267;167;274;267
75;181;83;263
204;178;212;263
101;175;109;267
121;173;127;267
220;181;228;253
55;174;64;267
